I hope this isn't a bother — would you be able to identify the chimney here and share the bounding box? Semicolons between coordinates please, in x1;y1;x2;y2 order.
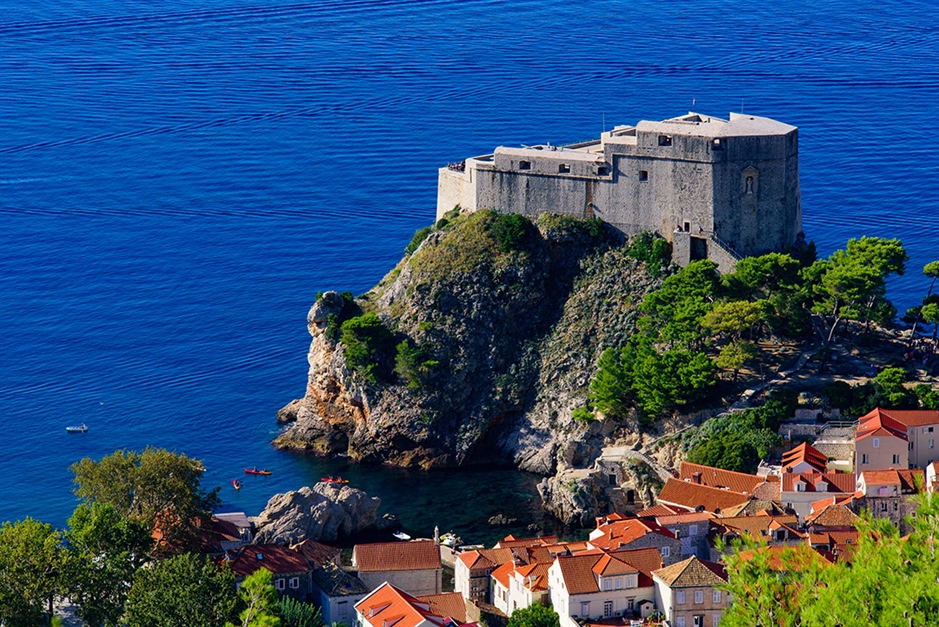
692;472;702;484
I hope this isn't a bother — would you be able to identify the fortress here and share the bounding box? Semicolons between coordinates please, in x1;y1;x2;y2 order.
437;112;802;271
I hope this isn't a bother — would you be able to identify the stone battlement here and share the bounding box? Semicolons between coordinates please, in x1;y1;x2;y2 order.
437;112;802;269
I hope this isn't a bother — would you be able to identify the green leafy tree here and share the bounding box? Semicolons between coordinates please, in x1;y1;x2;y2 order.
588;347;633;419
506;602;560;627
227;567;280;627
340;313;395;383
404;227;431;255
70;448;218;555
723;252;801;301
721;492;939;626
807;237;907;372
628;340;716;420
0;518;63;627
492;213;529;253
125;553;237;627
278;597;324;627
641;260;720;347
922;302;939;341
702;300;766;342
63;502;152;626
715;340;759;383
687;431;760;474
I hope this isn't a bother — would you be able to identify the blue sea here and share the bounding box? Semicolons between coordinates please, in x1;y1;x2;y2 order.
1;0;937;542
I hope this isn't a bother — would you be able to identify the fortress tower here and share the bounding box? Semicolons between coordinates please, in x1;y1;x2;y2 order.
437;112;802;271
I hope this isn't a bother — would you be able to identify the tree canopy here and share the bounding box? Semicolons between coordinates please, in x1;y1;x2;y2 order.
70;447;219;555
506;602;561;627
124;553;237;627
0;518;63;627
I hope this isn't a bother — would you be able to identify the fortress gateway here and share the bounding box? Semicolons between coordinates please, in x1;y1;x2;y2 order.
437;112;802;271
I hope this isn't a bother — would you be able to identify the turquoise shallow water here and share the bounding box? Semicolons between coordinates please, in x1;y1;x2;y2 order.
1;0;937;542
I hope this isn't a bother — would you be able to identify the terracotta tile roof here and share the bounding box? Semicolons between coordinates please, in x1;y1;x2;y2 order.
781;471;856;494
354;540;441;573
356;582;444;627
857;408;909;441
652;556;727;587
653;511;714;526
419;593;467;623
494;535;558;549
227;544;311;578
860;469;902;486
457;548;513;571
556;554;603;595
490;561;514;588
679;462;766;493
751;481;782;501
592;554;639;576
898;469;925;491
715;515;800;540
656;478;750;513
782;442;829;473
635;504;687;517
293;539;342;568
311;562;370;597
588;518;674;551
720;500;788;518
608;547;663;579
865;408;939;428
514;563;552;592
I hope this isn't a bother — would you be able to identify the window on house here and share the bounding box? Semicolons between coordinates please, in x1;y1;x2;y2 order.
676;590;686;605
661;546;670;558
581;602;590;617
711;138;724;151
694;590;703;604
289;577;299;589
713;616;721;627
873;438;880;449
880;502;888;511
658;135;672;146
597;166;609;176
693;616;704;627
796;483;805;492
893;454;900;464
910;442;915;450
862;454;869;465
603;601;613;618
558;164;570;173
713;589;722;603
615;578;623;590
928;427;935;433
639;170;648;181
930;439;935;449
604;579;612;591
676;617;686;627
627;599;635;610
626;576;635;588
894;502;899;511
275;578;285;590
518;160;531;170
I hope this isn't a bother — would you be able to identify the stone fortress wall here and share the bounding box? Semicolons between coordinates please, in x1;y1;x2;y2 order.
438;112;802;270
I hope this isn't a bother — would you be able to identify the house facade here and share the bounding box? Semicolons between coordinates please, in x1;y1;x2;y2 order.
652;556;729;627
353;540;442;597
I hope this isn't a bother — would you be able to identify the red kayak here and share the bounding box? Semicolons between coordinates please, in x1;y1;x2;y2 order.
245;468;272;475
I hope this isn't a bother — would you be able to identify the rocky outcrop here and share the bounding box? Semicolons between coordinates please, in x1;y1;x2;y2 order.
251;483;394;545
275;211;663;522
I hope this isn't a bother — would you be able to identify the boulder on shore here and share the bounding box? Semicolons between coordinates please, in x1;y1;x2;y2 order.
251;483;393;545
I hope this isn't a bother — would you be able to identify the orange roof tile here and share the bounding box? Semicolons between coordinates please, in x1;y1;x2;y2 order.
867;408;939;428
653;511;713;526
592;554;639;577
356;583;444;627
782;442;829;473
635;504;688;517
857;408;909;441
490;561;514;588
679;462;766;493
227;544;310;578
419;593;467;623
494;536;558;549
782;471;855;494
656;478;750;513
354;540;441;573
588;519;674;551
608;547;663;579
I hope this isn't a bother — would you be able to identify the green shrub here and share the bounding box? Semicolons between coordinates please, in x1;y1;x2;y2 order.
435;218;449;230
340;314;395;383
405;226;432;255
492;213;529;252
572;407;596;423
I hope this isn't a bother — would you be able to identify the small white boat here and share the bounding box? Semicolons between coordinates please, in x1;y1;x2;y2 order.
393;531;411;541
66;423;88;433
439;532;461;548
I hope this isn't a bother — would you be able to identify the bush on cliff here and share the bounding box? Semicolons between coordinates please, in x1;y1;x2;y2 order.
627;231;672;276
340;313;395;383
405;226;432;255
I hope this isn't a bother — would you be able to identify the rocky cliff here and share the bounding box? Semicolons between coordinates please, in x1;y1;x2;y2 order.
275;211;663;519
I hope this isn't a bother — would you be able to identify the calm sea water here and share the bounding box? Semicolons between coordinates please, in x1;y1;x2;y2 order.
1;0;937;541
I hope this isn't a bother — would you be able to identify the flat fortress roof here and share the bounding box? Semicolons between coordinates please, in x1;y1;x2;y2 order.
635;112;797;137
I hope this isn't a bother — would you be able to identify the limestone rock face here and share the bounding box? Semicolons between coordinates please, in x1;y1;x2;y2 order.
275;212;663;523
252;483;385;545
